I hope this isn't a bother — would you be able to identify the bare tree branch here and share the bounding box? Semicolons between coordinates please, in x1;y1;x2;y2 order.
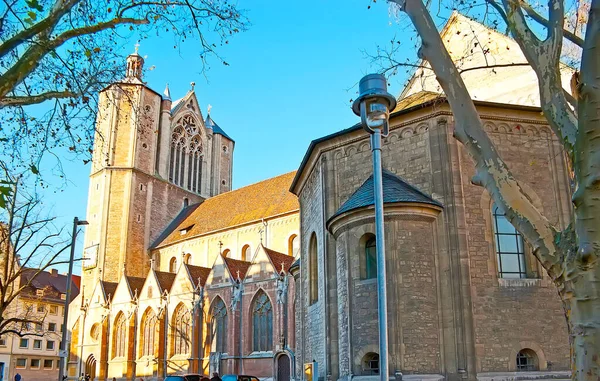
389;0;562;275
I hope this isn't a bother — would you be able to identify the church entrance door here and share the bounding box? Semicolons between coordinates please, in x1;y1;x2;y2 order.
85;355;97;381
276;354;290;381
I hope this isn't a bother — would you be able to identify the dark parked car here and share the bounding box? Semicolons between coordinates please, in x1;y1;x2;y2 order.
165;374;203;381
222;375;260;381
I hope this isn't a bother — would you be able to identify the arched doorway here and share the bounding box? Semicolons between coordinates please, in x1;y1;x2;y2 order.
85;354;97;381
276;354;291;381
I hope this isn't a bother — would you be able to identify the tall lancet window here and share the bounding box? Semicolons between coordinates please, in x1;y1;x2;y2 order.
169;114;203;193
172;304;191;355
140;308;158;357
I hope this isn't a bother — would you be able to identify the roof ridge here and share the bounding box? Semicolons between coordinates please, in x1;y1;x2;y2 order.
211;171;298;200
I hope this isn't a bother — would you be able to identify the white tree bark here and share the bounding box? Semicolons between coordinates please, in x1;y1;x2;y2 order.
388;0;600;378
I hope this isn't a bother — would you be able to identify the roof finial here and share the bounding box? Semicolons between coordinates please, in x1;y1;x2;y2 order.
207;104;212;115
134;41;140;54
190;81;196;91
163;83;171;101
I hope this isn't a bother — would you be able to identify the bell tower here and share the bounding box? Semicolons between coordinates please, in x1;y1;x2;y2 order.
80;46;202;294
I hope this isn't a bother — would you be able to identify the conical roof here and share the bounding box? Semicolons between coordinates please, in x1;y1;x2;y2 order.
331;169;442;220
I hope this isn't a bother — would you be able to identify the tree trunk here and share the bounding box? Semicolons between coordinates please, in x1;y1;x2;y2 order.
560;266;600;381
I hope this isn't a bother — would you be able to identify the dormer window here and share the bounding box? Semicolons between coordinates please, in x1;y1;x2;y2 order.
60;294;66;300
179;224;194;235
36;289;44;297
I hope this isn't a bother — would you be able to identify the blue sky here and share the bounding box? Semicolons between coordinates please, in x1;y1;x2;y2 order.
42;0;452;273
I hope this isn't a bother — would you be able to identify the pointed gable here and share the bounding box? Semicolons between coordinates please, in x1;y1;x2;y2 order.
263;245;295;274
171;90;204;121
126;276;146;298
101;281;118;302
185;264;212;288
223;256;251;282
205;254;229;286
155;271;176;293
399;11;574;108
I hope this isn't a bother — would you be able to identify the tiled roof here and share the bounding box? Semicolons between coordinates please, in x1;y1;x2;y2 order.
262;245;295;274
150;203;200;249
127;276;146;297
331;169;442;220
155;171;299;248
392;91;443;113
223;256;251;282
155;271;176;293
205;114;233;142
185;264;212;287
102;281;118;300
19;268;80;302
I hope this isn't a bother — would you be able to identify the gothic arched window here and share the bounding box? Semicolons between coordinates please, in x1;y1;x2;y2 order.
140;308;158;357
252;290;273;352
492;203;527;278
172;304;191;356
112;312;127;359
169;115;203;193
210;297;227;353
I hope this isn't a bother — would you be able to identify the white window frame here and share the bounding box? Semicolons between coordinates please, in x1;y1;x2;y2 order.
15;358;26;369
33;339;42;350
19;338;29;348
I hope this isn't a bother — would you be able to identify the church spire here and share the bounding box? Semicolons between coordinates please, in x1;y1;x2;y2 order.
125;41;144;81
163;83;171;101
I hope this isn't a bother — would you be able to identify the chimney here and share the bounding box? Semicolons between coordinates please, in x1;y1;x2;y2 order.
50;268;58;277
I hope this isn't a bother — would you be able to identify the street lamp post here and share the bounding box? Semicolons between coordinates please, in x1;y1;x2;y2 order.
58;217;88;381
352;74;397;381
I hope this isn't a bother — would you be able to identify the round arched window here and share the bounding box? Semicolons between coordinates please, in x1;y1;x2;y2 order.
362;352;379;375
516;349;539;371
90;323;100;343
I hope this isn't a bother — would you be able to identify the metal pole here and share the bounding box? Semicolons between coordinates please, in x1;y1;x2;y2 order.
370;129;389;381
58;217;79;381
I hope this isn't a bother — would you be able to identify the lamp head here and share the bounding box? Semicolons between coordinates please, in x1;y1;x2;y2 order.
352;74;397;136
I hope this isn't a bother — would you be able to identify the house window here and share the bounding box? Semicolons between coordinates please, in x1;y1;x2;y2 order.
49;305;58;315
48;323;56;332
35;323;42;332
19;338;28;348
493;203;527;278
113;312;127;358
33;340;42;349
210;298;227;353
252;291;273;352
361;234;377;280
288;235;299;257
309;233;318;305
36;290;44;297
241;245;251;262
0;337;5;347
30;359;40;369
169;257;177;273
43;359;53;369
516;349;539;371
141;309;157;357
46;341;55;350
37;304;45;312
172;305;191;355
16;359;26;369
362;353;380;375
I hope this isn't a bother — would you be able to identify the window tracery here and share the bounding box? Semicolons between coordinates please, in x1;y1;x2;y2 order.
169;115;203;193
172;304;191;356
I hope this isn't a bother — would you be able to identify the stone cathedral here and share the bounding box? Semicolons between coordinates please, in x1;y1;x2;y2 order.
68;12;572;381
67;47;300;381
